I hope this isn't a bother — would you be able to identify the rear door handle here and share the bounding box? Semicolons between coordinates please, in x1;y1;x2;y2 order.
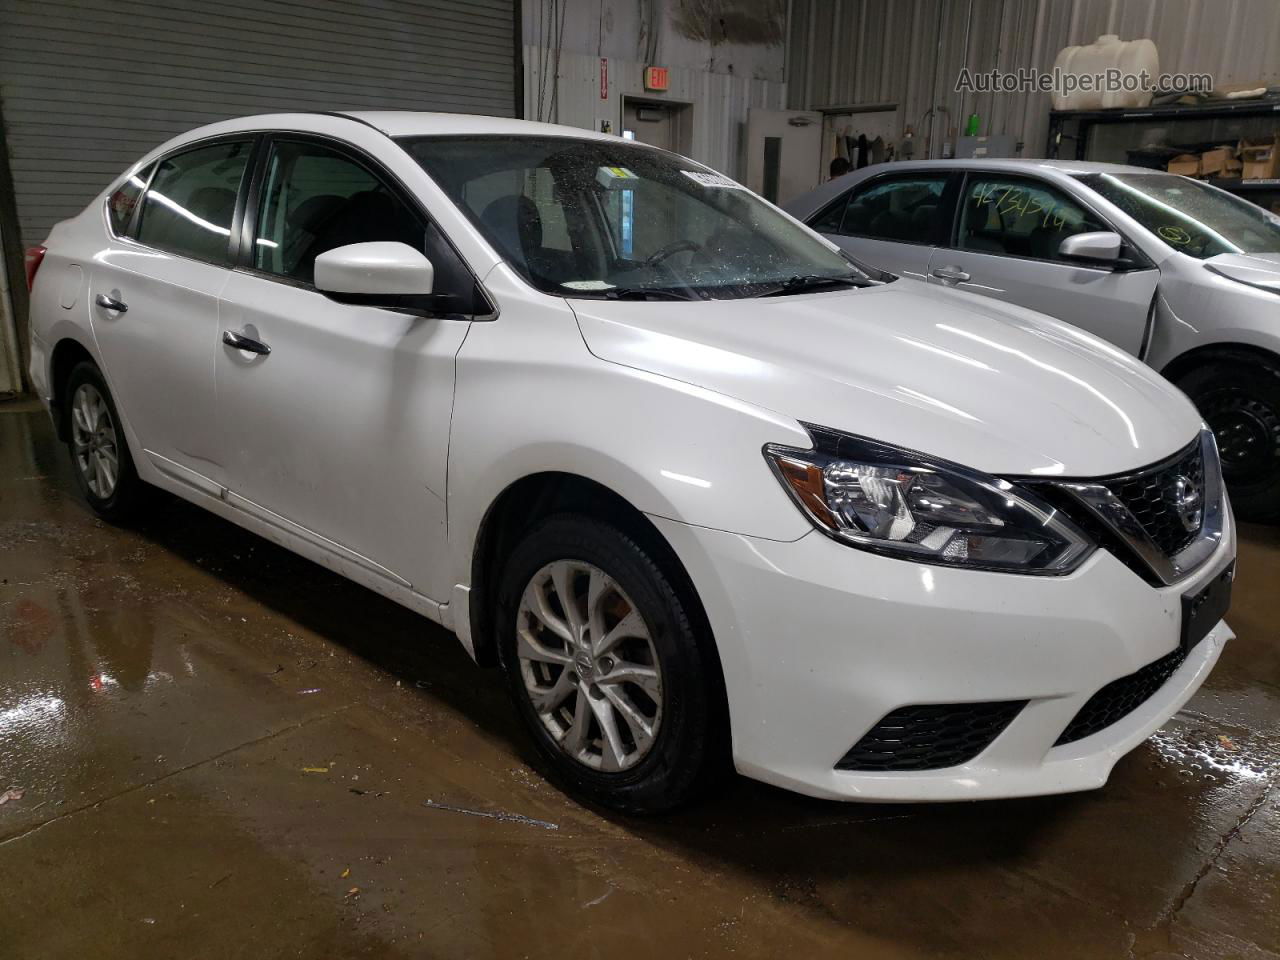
931;266;971;284
95;293;128;312
222;329;271;356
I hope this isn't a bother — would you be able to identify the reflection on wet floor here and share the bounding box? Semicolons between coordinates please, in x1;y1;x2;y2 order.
1;399;1278;959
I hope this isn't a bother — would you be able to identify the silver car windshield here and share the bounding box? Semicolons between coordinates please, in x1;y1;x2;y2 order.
1079;172;1280;260
399;135;881;299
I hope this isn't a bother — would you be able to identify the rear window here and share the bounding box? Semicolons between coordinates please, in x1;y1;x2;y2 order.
106;164;151;237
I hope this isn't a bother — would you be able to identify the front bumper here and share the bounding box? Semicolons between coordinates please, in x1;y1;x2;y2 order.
651;509;1235;802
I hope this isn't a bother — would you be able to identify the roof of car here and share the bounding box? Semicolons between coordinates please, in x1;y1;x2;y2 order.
338;110;618;141
146;111;632;163
783;157;1165;219
861;158;1156;176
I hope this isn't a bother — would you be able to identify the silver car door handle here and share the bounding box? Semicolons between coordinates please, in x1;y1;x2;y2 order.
95;293;128;312
931;266;971;283
222;329;271;356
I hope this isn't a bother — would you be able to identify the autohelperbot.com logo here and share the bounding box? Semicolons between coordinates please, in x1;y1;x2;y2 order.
955;67;1212;97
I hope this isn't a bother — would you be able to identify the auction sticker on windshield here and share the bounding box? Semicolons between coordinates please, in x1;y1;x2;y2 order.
596;166;638;189
562;280;616;290
681;171;741;189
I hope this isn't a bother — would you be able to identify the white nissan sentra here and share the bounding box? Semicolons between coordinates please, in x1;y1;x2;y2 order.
25;112;1235;812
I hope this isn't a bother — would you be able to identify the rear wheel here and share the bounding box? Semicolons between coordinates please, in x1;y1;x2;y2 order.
496;514;724;813
1176;353;1280;522
64;361;143;519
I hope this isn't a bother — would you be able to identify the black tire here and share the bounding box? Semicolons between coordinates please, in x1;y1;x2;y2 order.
1176;353;1280;523
63;361;144;520
1175;353;1280;523
495;513;726;814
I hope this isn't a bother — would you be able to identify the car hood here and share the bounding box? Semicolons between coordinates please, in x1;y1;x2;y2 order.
568;280;1202;477
1204;251;1280;293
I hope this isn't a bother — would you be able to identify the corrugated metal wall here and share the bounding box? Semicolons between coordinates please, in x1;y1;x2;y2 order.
0;0;518;245
788;0;1280;158
523;47;786;178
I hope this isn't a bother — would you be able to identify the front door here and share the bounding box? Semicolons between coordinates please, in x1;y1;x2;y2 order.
88;139;253;487
215;137;480;599
929;174;1158;355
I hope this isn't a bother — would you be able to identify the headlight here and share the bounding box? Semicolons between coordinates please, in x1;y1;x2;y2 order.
765;426;1093;574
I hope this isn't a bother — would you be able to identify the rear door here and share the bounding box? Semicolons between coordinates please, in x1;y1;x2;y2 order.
928;173;1158;355
88;138;254;490
808;172;956;281
214;135;482;600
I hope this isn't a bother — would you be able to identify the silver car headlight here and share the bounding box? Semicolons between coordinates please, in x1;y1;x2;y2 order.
765;426;1094;574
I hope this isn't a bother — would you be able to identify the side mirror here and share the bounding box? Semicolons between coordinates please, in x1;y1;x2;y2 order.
1058;231;1122;263
314;241;434;296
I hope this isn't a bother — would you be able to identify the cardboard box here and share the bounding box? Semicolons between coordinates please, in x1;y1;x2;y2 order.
1167;153;1201;176
1200;145;1242;178
1240;136;1280;180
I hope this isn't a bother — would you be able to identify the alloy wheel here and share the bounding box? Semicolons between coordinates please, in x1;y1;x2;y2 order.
515;560;663;772
71;383;120;499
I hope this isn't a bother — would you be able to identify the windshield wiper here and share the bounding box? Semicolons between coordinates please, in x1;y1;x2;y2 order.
600;287;701;302
753;274;867;297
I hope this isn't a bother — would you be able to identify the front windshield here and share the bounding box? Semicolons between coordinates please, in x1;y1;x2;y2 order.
399;135;876;299
1079;172;1280;260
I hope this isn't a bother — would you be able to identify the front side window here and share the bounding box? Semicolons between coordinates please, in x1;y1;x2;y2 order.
253;139;481;312
1079;172;1280;260
399;135;871;299
106;163;152;237
836;175;949;244
956;176;1106;262
135;141;252;263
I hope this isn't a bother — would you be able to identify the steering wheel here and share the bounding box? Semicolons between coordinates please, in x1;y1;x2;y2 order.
644;239;701;267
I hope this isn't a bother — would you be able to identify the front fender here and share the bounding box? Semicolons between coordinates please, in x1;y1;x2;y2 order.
1146;262;1280;372
446;270;812;588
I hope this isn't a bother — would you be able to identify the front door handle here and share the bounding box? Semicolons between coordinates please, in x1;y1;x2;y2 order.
931;266;971;284
222;329;271;356
95;293;128;312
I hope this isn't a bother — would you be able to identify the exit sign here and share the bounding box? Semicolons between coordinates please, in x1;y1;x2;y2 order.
643;66;669;91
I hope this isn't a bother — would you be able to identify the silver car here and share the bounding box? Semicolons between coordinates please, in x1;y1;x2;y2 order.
785;160;1280;520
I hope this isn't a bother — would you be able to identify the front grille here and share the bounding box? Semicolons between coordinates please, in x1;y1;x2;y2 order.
1107;440;1204;558
1055;647;1186;746
836;701;1026;772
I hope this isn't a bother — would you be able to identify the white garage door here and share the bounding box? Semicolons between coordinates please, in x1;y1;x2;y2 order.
0;0;517;246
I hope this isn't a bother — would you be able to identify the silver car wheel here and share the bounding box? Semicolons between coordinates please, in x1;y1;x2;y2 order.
71;383;119;499
516;560;663;772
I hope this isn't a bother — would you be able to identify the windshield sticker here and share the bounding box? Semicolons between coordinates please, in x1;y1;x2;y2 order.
561;280;616;291
596;166;638;190
681;170;741;189
1158;225;1192;246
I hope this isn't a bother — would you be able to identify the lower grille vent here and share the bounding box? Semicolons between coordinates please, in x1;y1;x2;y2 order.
1055;648;1186;746
836;701;1026;772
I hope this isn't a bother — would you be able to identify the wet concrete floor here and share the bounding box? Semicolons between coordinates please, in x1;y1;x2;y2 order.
1;399;1278;959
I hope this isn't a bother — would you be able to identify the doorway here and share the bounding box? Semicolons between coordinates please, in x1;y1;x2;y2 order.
822;105;900;174
622;98;691;154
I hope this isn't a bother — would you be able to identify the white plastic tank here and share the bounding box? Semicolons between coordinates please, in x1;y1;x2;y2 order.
1052;35;1159;111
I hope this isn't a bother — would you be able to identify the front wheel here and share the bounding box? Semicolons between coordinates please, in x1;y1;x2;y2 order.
1177;353;1280;522
496;514;725;813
